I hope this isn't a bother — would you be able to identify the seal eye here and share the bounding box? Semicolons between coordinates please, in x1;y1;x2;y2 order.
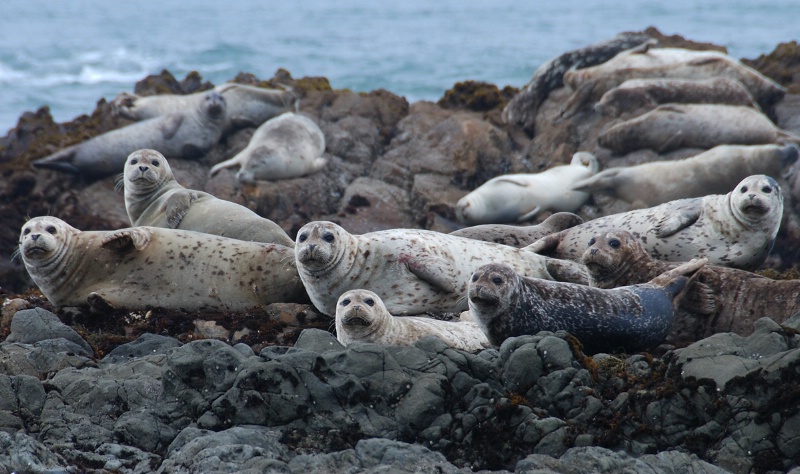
23;228;30;236
491;277;503;285
609;239;620;249
740;186;748;193
130;158;138;165
365;298;375;306
298;234;307;243
340;298;350;306
471;274;479;282
588;237;596;246
152;159;159;167
323;232;335;243
46;226;57;234
761;186;772;193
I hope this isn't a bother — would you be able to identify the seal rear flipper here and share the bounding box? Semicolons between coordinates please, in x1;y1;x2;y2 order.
679;281;718;315
165;191;198;228
544;257;589;284
101;227;153;251
209;156;241;177
405;254;458;293
31;147;81;174
572;169;620;193
88;292;117;313
517;206;542;223
654;208;701;238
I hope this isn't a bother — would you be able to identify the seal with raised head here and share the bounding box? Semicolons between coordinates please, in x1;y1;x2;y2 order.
529;175;784;270
123;149;294;247
112;82;298;131
467;259;706;354
598;104;800;156
18;216;306;312
335;289;491;352
449;212;584;247
210;112;327;182
582;230;800;344
573;144;799;208
294;221;589;316
33;91;227;179
455;152;599;225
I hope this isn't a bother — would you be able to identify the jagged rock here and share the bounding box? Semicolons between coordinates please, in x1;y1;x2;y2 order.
6;307;93;356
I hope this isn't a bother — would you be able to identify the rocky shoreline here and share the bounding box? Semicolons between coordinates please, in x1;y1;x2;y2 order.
1;29;800;473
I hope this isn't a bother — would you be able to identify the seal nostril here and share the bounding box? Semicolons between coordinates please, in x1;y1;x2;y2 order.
31;234;40;241
139;166;147;172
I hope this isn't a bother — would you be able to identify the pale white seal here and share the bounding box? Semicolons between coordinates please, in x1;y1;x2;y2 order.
455;152;599;225
335;289;490;352
295;221;588;316
529;175;784;270
18;216;306;312
123;149;294;247
573;144;799;208
210;112;327;182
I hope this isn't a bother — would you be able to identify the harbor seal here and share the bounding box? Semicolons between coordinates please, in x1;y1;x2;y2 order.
17;216;307;312
573;144;799;208
294;221;589;316
455;152;599;225
529;175;784;270
582;230;800;343
123;149;294;247
33;90;227;178
467;259;706;354
501;31;652;133
112;82;298;131
449;212;584;247
598;104;800;155
335;289;491;352
209;112;327;182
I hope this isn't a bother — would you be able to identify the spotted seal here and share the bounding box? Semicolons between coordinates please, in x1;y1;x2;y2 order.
33;91;227;179
335;289;490;352
123;149;294;247
294;221;589;316
455;152;599;225
17;216;306;312
210;112;327;182
573;144;799;208
582;230;800;344
529;175;783;270
449;212;584;247
467;259;706;354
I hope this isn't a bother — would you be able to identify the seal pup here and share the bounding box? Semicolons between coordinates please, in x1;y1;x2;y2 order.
573;144;799;208
294;221;589;316
501;31;652;133
467;259;706;354
209;112;327;182
455;152;599;225
335;289;491;352
123;149;294;247
449;212;584;247
598;104;800;156
112;82;298;131
529;175;784;270
582;230;800;343
33;91;227;179
18;216;307;312
593;77;760;117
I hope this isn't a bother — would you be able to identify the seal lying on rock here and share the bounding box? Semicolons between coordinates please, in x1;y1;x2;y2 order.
335;289;490;352
18;216;306;312
455;152;599;224
294;221;589;316
467;259;706;354
529;175;783;270
32;91;227;179
572;144;799;208
449;212;584;247
123;149;294;247
582;230;800;343
210;112;327;182
598;104;800;156
112;82;298;131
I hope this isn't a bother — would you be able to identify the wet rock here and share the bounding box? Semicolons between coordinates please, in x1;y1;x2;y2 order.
0;431;71;473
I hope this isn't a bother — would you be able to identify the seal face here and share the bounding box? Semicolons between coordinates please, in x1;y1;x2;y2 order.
294;221;587;317
335;289;490;352
19;216;306;312
123;149;294;247
530;175;783;270
467;260;705;354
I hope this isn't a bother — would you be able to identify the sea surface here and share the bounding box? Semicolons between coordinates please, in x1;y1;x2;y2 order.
1;0;797;133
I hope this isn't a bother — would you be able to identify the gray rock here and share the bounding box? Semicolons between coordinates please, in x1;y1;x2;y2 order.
293;328;344;354
6;308;92;356
103;333;181;364
0;431;71;474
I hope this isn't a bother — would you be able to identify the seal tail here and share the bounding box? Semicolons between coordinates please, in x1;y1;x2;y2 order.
31;147;81;174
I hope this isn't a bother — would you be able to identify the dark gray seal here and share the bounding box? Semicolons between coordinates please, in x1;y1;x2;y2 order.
467;259;706;354
449;212;584;247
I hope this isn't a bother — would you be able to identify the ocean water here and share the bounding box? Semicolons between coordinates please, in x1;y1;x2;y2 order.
1;0;797;133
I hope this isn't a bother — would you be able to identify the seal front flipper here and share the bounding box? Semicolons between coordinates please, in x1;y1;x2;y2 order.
494;177;532;188
517;206;542;222
165;190;199;228
526;231;564;256
159;113;184;140
679;280;718;315
403;254;458;293
656;131;684;154
544;257;589;285
88;292;117;313
101;227;153;251
653;208;701;238
31;147;81;174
